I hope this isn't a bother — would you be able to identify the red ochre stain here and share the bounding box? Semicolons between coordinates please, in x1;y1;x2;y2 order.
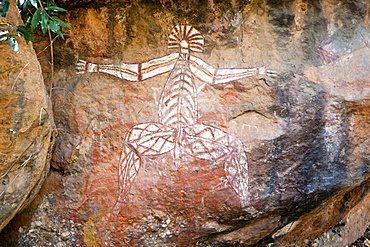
123;95;155;104
219;89;238;105
198;111;227;126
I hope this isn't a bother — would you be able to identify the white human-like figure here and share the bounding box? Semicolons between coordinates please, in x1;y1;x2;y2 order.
77;24;275;208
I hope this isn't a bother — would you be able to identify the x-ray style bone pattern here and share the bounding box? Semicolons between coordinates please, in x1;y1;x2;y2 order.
77;24;274;208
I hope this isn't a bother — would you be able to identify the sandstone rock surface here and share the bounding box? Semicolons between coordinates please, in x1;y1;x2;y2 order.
1;0;370;246
0;1;53;232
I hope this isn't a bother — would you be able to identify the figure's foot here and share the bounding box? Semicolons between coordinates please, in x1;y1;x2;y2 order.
76;59;87;74
99;200;129;246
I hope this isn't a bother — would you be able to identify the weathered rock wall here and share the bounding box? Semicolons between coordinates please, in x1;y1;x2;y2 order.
1;0;369;246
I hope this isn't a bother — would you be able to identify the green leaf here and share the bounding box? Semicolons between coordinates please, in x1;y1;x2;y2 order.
45;6;67;12
8;35;19;53
31;8;42;29
0;23;11;26
17;0;25;9
18;0;30;10
40;11;49;34
51;16;72;30
0;63;25;75
48;20;60;33
56;30;64;39
30;0;37;8
0;35;7;42
24;12;32;26
46;0;55;7
0;29;9;36
16;25;34;43
0;1;9;17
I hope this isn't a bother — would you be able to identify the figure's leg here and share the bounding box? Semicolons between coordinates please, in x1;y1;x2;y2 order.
115;123;176;205
105;123;175;243
223;149;249;207
182;124;249;207
116;143;141;203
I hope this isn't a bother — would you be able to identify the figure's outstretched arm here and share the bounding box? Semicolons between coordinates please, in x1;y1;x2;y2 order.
76;53;179;81
189;55;276;85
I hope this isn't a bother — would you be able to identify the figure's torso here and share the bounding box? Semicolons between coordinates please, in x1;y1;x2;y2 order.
158;58;198;130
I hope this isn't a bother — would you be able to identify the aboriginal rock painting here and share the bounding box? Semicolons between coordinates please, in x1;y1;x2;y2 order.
77;24;274;209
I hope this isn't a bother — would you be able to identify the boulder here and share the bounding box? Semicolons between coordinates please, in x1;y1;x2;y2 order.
0;1;53;232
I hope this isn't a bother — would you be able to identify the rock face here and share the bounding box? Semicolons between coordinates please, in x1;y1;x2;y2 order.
1;0;370;246
0;2;53;232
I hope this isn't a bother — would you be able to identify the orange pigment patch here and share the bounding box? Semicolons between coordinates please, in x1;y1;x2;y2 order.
79;123;126;212
113;23;125;43
219;89;238;105
123;95;155;104
198;111;227;127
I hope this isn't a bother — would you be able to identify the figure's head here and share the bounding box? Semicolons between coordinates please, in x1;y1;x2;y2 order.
168;24;204;54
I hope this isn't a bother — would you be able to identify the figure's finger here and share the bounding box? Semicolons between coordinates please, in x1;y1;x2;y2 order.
76;66;85;72
266;70;278;78
76;65;85;69
76;60;87;66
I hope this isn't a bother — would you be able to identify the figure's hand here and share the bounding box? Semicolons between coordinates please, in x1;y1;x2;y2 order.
258;67;278;78
76;59;87;74
76;60;99;74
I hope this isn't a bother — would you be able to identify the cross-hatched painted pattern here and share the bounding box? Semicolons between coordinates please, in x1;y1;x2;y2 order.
158;60;198;129
182;124;236;160
126;123;175;155
168;24;204;53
